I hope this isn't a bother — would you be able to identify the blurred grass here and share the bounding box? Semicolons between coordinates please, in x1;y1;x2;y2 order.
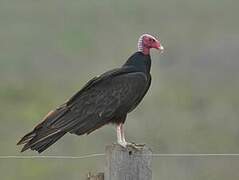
0;0;239;179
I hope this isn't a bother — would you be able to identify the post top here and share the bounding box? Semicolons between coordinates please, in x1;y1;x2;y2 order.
106;143;152;156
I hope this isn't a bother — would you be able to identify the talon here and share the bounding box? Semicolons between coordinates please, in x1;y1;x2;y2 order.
126;142;145;149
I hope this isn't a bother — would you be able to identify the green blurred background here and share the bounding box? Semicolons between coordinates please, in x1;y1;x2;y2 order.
1;0;239;179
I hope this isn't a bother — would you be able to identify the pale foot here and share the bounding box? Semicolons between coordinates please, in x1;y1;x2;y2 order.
116;141;145;150
126;142;145;150
117;140;128;148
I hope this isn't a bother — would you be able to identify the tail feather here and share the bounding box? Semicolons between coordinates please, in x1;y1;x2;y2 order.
17;106;69;153
36;131;66;153
21;131;66;153
17;131;36;145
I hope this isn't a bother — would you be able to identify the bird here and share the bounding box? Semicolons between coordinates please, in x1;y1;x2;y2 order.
17;34;164;153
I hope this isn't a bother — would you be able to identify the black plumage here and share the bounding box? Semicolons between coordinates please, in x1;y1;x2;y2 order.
17;52;152;153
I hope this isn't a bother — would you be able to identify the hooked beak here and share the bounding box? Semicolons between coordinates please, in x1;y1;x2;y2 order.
155;41;164;54
158;45;164;54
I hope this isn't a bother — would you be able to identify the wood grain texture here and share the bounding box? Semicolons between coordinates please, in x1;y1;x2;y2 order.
105;144;152;180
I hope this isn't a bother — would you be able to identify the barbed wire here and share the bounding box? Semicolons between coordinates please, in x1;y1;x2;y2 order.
1;153;239;159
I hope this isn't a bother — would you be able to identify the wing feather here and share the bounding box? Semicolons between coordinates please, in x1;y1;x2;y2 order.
49;71;148;135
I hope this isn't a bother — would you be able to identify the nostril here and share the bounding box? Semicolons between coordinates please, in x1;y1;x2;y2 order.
129;151;132;155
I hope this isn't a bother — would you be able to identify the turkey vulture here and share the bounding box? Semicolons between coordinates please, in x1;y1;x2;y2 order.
17;34;164;153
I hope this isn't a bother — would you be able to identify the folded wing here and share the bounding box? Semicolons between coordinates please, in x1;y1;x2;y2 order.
17;70;148;153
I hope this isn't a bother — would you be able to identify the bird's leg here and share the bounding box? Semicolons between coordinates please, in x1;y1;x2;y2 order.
117;123;145;149
116;123;127;147
120;123;127;144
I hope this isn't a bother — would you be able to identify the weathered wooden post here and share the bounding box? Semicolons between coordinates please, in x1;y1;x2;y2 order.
87;144;152;180
105;144;152;180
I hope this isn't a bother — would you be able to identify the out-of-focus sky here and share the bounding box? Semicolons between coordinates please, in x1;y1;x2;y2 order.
0;0;239;179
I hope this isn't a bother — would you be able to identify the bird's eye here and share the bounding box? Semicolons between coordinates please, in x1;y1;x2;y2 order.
149;38;155;42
